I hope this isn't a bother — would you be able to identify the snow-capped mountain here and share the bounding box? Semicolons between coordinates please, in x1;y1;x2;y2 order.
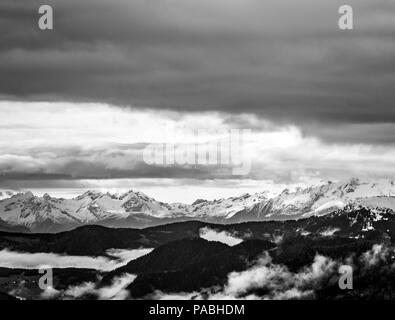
228;178;395;222
189;192;268;219
0;190;15;200
0;189;188;232
0;178;394;232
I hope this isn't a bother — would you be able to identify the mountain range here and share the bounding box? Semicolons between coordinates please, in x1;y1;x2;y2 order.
1;178;395;232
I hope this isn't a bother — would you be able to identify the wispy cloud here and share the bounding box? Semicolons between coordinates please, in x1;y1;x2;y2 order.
40;273;136;300
63;273;136;300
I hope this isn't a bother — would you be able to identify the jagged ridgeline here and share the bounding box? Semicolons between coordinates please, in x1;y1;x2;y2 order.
0;178;394;233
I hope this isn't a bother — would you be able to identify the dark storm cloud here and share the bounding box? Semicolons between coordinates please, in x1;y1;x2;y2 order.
0;0;395;143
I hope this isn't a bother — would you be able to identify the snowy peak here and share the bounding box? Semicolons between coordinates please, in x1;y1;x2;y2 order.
0;188;180;232
258;178;395;220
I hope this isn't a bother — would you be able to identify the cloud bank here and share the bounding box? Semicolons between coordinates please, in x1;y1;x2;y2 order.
0;248;152;271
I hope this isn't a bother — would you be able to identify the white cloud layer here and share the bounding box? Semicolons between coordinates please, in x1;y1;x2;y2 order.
0;248;152;271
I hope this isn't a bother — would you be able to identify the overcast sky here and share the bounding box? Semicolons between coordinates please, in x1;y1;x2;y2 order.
0;0;394;202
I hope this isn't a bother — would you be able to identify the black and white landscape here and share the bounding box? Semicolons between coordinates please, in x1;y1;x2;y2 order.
1;0;395;300
1;179;395;300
